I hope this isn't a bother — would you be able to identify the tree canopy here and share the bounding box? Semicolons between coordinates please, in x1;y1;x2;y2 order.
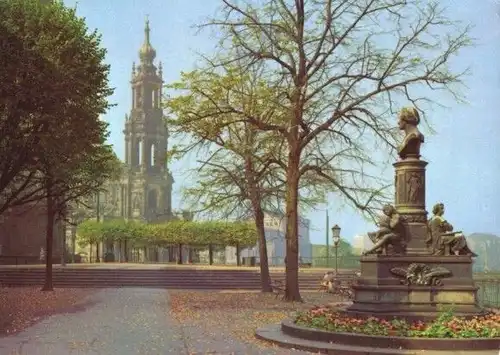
0;0;114;215
77;219;258;248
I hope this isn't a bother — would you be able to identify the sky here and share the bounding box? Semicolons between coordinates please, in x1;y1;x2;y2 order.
63;0;500;245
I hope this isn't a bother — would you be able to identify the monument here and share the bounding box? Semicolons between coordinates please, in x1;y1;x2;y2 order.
346;107;482;320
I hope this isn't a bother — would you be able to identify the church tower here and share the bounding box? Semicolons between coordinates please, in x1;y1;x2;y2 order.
122;18;173;222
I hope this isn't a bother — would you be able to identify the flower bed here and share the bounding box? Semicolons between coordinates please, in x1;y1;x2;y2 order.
295;306;500;338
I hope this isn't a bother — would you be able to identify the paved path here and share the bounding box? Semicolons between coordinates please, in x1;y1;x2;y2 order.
0;288;308;355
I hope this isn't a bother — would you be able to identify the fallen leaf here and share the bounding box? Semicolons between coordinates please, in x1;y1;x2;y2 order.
168;290;343;351
0;287;94;335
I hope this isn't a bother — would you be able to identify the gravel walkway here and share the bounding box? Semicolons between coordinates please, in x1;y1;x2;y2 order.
0;288;309;355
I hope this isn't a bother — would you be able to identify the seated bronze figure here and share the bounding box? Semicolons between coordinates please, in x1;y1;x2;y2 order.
426;203;476;256
363;204;407;255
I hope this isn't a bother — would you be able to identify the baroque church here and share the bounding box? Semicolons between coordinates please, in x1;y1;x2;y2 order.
99;19;174;223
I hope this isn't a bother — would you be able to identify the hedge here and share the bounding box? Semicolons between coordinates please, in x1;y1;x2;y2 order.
76;219;258;247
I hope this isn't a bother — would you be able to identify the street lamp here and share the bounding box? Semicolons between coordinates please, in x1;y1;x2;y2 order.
332;224;341;275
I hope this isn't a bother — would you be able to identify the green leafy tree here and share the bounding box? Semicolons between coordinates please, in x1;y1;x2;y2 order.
77;219;103;247
77;219;258;264
1;0;114;291
172;0;472;301
166;63;327;291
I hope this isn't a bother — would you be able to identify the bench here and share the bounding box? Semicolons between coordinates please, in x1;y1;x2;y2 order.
319;271;359;300
271;279;286;299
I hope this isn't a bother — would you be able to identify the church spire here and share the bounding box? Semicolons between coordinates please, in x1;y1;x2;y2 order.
144;16;151;43
139;16;156;64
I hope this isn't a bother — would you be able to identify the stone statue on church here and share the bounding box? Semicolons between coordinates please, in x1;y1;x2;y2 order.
426;202;476;256
363;204;407;255
133;193;142;210
397;107;425;160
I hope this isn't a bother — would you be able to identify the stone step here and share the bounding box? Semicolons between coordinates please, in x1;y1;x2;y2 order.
0;270;324;276
0;272;324;277
0;281;321;290
0;277;322;289
0;268;334;289
0;275;325;282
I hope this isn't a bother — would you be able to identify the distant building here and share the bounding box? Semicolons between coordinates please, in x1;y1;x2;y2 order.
467;233;500;273
223;213;313;265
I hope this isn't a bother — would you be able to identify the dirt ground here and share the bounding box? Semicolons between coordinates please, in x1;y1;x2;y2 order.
0;287;94;336
168;290;348;349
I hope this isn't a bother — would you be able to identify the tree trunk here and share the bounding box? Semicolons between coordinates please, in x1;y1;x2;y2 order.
124;240;128;262
254;208;272;292
42;181;55;291
177;243;183;264
245;155;272;292
188;246;193;264
95;192;100;262
71;228;76;263
284;141;302;302
208;244;213;265
60;220;66;266
168;245;173;262
236;244;241;266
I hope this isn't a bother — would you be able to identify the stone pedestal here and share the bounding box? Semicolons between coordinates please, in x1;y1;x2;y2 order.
344;255;484;320
394;158;428;254
345;109;484;322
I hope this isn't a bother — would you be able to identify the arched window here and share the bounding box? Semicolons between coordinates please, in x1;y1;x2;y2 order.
150;143;156;167
136;88;142;108
138;140;143;166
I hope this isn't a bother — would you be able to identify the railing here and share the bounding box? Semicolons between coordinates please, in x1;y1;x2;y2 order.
305;256;361;269
476;278;500;308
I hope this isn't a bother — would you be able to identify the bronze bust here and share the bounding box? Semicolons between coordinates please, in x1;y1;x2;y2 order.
397;107;425;159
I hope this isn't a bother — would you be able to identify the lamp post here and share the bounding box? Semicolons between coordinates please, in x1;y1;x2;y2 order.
325;210;329;267
95;192;101;262
332;224;341;275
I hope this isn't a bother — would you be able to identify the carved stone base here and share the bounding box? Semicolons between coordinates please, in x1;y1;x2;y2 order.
394;158;429;254
344;255;485;321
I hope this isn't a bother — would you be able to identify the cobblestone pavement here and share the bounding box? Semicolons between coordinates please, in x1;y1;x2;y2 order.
0;288;310;355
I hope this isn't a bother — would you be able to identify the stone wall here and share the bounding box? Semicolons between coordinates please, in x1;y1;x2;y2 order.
0;202;62;258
